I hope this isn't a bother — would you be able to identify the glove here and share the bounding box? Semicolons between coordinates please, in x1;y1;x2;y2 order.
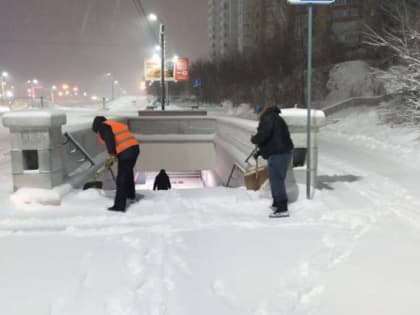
104;155;117;169
253;149;261;160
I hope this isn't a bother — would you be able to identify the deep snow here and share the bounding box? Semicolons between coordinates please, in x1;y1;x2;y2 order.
1;97;420;314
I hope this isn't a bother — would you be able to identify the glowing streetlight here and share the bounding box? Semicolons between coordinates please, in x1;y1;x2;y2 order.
5;90;13;99
148;13;158;22
148;13;166;110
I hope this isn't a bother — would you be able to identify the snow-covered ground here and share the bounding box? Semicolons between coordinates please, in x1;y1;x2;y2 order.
1;99;420;314
324;60;384;106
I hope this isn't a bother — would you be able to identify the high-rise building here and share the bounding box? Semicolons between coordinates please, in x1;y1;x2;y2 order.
330;0;362;44
238;0;256;55
209;0;367;60
208;0;239;61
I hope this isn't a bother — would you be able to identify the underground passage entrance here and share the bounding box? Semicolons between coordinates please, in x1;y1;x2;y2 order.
135;170;218;190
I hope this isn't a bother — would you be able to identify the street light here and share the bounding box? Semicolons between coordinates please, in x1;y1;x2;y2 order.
51;85;57;104
105;73;119;100
113;80;119;100
27;79;39;100
1;71;9;104
148;13;166;110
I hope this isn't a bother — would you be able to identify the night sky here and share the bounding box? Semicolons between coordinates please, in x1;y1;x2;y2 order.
0;0;208;94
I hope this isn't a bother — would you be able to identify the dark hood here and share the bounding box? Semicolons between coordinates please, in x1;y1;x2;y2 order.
259;106;281;120
92;116;107;132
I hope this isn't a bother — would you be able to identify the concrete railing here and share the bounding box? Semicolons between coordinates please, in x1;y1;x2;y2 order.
322;94;394;116
213;110;326;194
2;109;326;201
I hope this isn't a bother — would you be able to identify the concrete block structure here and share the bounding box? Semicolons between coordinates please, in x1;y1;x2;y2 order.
2;111;67;190
2;109;325;201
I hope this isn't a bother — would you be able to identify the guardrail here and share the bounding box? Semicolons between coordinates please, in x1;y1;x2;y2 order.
322;94;395;116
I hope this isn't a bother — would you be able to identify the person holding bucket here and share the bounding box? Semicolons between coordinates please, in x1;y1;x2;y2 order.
251;105;294;217
92;116;140;212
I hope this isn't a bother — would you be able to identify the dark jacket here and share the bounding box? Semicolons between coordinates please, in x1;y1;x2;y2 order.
251;107;294;159
92;116;139;160
153;170;171;190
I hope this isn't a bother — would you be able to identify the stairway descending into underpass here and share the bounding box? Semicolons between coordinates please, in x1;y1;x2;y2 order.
135;170;205;190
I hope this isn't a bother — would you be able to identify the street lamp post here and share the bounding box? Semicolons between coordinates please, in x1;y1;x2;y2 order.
113;80;119;100
51;85;57;104
160;23;166;110
27;79;39;100
105;73;118;100
1;72;9;105
149;13;166;111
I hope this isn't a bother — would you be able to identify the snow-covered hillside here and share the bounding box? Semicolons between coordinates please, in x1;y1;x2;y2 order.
325;60;384;106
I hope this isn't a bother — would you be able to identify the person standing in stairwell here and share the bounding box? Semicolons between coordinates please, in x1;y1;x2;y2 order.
92;116;140;212
153;169;172;190
251;105;294;217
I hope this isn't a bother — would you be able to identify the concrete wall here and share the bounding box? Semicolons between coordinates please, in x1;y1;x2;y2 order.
322;94;394;116
2;109;325;197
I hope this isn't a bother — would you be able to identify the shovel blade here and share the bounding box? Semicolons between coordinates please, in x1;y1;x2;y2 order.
82;181;103;190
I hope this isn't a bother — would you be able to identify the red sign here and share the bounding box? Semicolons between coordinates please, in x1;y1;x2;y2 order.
175;58;189;82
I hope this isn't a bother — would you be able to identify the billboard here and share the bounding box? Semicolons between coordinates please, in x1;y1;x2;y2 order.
145;58;189;82
174;58;189;82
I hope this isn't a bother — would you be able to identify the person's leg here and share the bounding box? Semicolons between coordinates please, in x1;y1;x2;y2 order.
269;152;292;211
126;157;136;200
111;161;130;210
126;148;139;200
268;155;282;207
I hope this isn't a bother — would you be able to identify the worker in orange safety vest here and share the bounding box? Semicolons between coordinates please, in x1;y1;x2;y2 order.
92;116;140;212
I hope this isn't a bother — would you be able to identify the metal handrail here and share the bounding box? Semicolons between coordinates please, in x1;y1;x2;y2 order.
63;132;96;166
227;147;260;187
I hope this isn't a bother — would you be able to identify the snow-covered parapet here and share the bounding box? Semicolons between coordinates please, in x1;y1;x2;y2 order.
214;108;326;194
2;110;67;191
1;108;326;201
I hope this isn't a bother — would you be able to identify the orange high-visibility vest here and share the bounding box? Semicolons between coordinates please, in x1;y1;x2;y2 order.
97;120;139;154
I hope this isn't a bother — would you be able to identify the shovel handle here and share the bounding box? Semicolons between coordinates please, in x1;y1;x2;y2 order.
109;168;116;183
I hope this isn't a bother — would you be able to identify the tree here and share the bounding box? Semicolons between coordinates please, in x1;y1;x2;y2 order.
363;0;420;110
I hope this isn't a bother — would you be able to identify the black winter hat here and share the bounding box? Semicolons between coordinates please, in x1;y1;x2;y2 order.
92;116;107;132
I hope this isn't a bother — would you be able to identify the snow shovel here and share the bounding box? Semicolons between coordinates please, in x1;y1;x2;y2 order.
244;148;268;191
83;164;116;190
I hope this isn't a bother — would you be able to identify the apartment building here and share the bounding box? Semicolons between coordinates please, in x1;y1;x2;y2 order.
237;0;283;54
209;0;366;60
237;0;256;55
208;0;239;61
